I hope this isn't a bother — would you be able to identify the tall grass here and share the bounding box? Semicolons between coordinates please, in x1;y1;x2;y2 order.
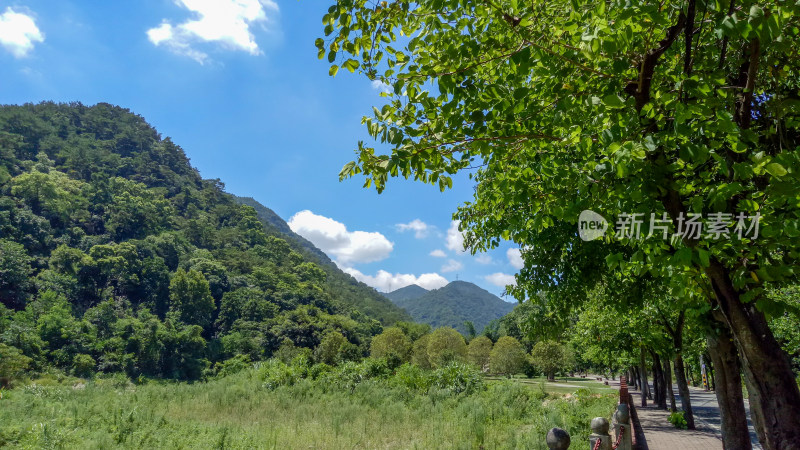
0;364;616;449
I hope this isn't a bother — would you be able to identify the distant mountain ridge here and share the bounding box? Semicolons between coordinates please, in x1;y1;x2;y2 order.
383;281;516;334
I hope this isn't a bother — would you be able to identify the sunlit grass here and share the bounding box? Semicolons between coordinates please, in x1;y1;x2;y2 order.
0;370;617;449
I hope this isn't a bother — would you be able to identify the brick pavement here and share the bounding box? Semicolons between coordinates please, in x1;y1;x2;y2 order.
630;389;723;450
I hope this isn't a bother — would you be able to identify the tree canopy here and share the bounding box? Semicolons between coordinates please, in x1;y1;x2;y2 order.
322;0;800;444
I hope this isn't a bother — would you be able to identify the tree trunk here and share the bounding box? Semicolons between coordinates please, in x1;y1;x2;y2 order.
707;357;715;391
674;354;696;429
639;346;649;407
706;261;800;449
653;352;667;409
664;358;677;412
708;322;753;450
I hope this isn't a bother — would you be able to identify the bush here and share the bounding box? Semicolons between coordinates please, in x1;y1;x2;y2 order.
258;359;300;390
668;411;688;429
391;363;431;392
211;354;252;378
72;354;96;378
429;362;484;395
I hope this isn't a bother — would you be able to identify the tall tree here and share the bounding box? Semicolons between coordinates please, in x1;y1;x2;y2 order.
323;1;800;446
169;269;215;331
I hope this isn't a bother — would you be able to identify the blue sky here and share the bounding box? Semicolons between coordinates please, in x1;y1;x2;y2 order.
0;0;521;298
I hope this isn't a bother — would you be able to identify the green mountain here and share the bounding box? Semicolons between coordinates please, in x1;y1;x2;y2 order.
383;284;429;303
0;101;406;381
384;281;517;334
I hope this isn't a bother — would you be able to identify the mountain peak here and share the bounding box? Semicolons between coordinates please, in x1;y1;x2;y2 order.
383;280;515;334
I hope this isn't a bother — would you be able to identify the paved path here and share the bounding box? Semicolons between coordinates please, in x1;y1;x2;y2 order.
612;378;762;450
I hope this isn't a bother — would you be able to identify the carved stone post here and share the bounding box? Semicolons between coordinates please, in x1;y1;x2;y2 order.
546;427;571;449
611;403;632;450
589;417;611;450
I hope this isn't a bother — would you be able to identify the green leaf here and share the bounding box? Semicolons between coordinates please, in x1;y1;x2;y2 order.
602;94;624;108
697;249;710;268
344;59;360;73
329;65;339;77
765;162;787;177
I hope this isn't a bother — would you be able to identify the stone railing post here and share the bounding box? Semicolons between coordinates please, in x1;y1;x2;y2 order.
611;403;632;450
546;427;571;449
589;417;611;450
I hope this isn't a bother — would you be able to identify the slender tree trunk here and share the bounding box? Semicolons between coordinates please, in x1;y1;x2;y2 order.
651;355;661;407
708;322;752;450
674;354;696;429
639;346;649;407
653;352;667;409
664;358;677;412
706;261;800;449
707;357;715;391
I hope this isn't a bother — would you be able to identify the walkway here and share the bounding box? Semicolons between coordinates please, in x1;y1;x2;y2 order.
609;377;762;450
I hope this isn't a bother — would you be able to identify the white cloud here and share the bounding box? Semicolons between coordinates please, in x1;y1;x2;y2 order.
371;79;392;94
485;272;517;288
441;259;463;273
445;220;467;253
396;219;429;239
507;248;524;270
147;0;278;63
288;210;393;265
429;249;447;258
344;267;448;292
0;8;44;58
475;254;493;265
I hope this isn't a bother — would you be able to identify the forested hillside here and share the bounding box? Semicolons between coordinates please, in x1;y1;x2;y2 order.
234;196;410;324
385;281;516;334
0;101;403;381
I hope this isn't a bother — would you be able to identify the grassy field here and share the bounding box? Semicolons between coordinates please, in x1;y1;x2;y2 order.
0;369;617;449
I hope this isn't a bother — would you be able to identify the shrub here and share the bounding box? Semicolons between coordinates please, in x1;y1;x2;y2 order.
72;354;96;378
391;363;431;392
668;411;688;429
258;359;300;390
429;362;484;395
212;354;252;378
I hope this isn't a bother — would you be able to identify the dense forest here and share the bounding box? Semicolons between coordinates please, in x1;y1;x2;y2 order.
0;102;409;382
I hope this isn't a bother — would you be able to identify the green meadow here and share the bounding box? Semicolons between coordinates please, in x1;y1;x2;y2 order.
0;363;616;449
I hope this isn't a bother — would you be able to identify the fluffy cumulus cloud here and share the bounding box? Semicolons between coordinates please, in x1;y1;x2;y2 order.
147;0;278;63
429;249;447;258
395;219;429;239
344;268;448;292
475;254;493;265
507;248;524;270
441;259;463;273
288;210;393;265
445;220;467;253
0;8;44;58
485;272;517;288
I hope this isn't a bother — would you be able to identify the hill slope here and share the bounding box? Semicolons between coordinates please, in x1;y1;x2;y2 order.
234;196;410;324
0;101;404;381
385;281;516;334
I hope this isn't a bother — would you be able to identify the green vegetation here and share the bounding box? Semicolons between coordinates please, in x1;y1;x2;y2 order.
322;0;800;445
0;360;616;449
385;281;515;334
0;102;407;385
